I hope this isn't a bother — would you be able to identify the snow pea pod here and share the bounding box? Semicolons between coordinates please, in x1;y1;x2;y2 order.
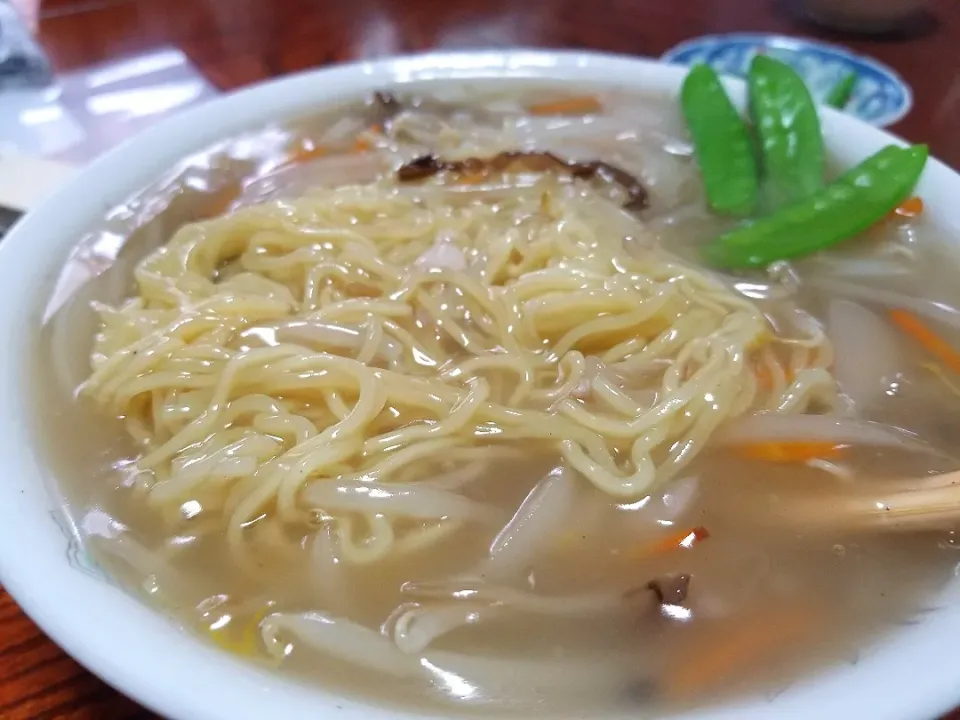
748;55;824;207
703;144;928;269
681;64;759;217
825;72;858;110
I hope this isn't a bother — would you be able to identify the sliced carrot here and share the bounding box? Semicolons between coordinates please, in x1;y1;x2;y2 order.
889;308;960;375
736;440;845;464
751;343;790;392
893;196;924;218
754;365;793;391
754;364;773;391
528;95;603;116
287;139;326;165
630;526;709;561
664;603;818;698
351;124;383;153
200;180;241;219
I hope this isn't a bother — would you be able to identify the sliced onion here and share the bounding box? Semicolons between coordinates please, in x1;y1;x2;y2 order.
260;610;642;698
418;461;489;491
480;465;577;580
765;305;825;343
88;529;193;600
385;601;498;654
716;413;931;452
802;256;911;278
614;476;699;538
730;277;796;301
421;650;645;702
810;278;960;333
237;152;385;206
319;116;370;145
415;234;468;272
660;475;699;522
301;480;502;523
261;611;420;676
400;580;630;618
827;299;904;411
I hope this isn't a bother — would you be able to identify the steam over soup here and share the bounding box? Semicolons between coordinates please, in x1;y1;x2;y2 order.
35;76;960;717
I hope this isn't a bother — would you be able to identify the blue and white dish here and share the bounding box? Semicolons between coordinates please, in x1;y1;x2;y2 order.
662;33;912;127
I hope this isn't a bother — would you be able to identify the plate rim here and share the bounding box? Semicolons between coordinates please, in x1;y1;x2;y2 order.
660;32;913;127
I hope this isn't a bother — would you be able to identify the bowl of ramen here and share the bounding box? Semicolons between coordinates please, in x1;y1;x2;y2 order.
1;49;960;720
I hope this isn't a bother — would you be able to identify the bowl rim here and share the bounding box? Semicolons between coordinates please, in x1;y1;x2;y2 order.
1;48;959;720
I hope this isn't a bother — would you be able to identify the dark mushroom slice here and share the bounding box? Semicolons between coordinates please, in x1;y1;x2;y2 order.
618;574;693;704
396;155;444;182
623;573;692;607
368;91;404;128
396;151;649;210
646;574;691;605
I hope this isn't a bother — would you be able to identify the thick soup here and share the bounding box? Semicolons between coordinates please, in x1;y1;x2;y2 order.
34;76;960;717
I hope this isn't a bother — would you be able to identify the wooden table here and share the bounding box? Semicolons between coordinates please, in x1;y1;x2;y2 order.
3;1;960;717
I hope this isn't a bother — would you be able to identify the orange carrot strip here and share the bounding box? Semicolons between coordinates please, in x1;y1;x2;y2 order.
630;526;709;561
893;196;924;218
754;364;772;391
752;345;791;392
664;603;818;698
351;124;383;153
756;365;770;385
736;440;845;464
889;308;960;375
755;366;794;392
287;139;326;165
199;180;241;219
528;95;603;116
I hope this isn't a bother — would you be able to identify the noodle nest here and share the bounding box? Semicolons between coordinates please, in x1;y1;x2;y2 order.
82;176;836;564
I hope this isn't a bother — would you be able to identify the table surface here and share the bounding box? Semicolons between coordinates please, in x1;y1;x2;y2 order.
3;0;960;718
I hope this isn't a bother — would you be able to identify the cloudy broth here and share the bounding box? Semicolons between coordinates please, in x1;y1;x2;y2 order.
32;80;960;717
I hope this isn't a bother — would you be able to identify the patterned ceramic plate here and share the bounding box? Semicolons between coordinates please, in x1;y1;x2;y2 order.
662;33;912;127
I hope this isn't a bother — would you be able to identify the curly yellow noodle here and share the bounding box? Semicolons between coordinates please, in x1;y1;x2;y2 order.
82;180;838;567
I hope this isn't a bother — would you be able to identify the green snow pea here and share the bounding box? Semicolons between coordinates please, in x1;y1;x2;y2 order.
703;144;928;269
681;64;759;217
825;71;858;110
748;55;824;207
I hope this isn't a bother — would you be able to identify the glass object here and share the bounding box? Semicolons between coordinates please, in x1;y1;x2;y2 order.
0;0;51;88
0;47;219;162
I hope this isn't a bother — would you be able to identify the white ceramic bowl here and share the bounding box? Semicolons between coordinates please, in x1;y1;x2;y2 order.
1;50;960;720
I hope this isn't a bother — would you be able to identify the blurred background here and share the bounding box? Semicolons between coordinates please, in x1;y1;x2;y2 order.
1;0;958;167
0;0;958;717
